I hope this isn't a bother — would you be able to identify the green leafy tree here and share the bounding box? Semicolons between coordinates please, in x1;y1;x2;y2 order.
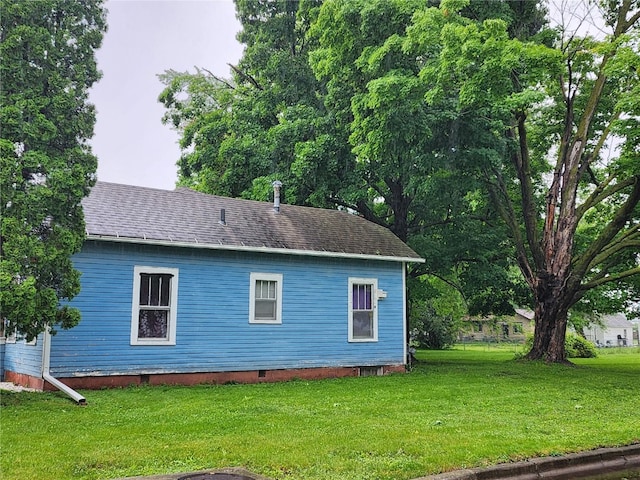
0;0;107;340
161;0;546;326
309;0;541;319
159;0;336;205
408;0;640;361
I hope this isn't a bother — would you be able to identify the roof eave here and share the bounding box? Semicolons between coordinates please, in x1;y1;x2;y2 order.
84;234;425;264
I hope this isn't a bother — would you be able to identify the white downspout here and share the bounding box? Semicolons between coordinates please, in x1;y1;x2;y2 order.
403;261;408;366
42;327;86;405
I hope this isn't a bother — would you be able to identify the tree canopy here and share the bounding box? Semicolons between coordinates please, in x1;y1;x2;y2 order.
159;0;336;205
408;0;639;360
160;0;639;361
159;0;538;321
0;0;107;340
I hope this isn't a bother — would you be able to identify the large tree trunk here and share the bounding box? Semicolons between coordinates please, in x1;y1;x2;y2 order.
527;277;570;362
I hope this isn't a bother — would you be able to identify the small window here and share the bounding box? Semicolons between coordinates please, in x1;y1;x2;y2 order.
502;323;510;337
513;322;524;334
348;278;378;342
131;266;178;345
249;273;283;324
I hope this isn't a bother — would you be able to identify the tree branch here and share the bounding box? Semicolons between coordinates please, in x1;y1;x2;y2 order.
512;113;544;269
576;175;636;222
585;229;640;271
616;0;640;35
577;109;620;182
585;163;600;186
625;9;640;30
572;175;640;281
544;71;575;256
485;172;535;286
200;67;235;90
228;63;263;91
580;265;640;291
409;268;466;302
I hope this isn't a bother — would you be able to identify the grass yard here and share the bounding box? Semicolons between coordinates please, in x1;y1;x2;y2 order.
1;348;639;480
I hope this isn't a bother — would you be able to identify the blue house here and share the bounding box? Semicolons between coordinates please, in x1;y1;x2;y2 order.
3;182;423;400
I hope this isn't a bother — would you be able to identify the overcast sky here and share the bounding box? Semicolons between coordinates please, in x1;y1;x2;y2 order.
89;0;243;190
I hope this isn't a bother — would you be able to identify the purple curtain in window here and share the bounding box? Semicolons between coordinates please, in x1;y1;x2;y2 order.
353;284;372;310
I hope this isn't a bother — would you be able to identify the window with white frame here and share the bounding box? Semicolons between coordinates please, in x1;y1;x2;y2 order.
348;278;378;342
249;272;283;324
131;266;179;345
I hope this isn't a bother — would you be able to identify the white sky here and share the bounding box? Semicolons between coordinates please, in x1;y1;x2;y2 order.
89;0;243;190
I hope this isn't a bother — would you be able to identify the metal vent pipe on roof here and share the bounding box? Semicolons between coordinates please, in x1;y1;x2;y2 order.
272;180;283;213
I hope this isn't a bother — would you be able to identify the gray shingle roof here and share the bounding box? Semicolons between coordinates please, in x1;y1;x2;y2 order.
515;308;534;320
82;182;423;263
602;313;633;329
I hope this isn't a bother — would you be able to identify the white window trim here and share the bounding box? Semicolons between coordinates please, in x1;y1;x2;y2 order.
348;277;378;342
131;266;179;346
249;272;283;324
5;329;16;344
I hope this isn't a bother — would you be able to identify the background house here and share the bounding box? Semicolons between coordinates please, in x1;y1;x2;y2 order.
631;319;640;346
459;309;534;343
584;313;635;347
3;182;423;396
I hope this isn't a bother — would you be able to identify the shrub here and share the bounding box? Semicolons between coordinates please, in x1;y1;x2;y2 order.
410;306;458;350
565;332;598;358
520;332;598;359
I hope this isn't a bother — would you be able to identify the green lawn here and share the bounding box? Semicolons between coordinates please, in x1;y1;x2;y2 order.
1;348;639;480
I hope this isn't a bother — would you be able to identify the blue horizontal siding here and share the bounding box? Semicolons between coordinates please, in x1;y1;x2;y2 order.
49;241;406;377
3;336;43;377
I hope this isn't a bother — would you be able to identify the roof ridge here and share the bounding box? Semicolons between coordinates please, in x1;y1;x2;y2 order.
103;181;369;218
